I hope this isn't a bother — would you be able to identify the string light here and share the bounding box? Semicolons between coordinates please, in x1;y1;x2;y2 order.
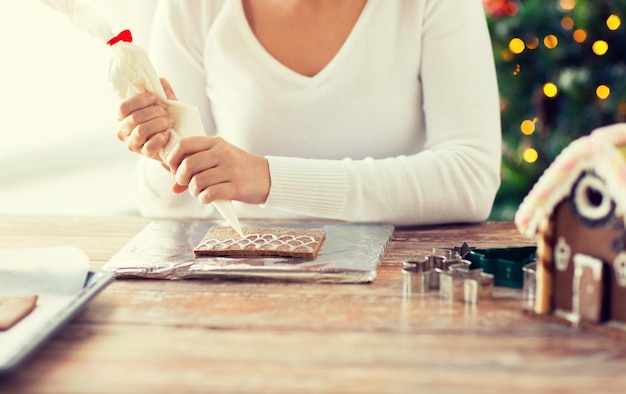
523;148;539;163
596;85;610;99
513;64;521;75
592;40;609;55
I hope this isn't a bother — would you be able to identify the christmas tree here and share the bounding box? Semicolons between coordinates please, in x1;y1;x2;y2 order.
484;0;626;220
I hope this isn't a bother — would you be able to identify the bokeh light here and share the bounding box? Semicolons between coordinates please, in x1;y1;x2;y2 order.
501;49;513;62
523;148;539;163
573;29;587;43
506;2;519;16
561;17;574;30
559;0;575;11
592;40;609;55
509;37;525;54
544;35;558;49
596;85;610;99
525;35;539;49
520;120;535;135
543;82;559;98
607;14;621;31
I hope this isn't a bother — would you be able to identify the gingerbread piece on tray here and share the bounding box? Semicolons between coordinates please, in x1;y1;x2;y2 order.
193;226;326;259
0;295;38;331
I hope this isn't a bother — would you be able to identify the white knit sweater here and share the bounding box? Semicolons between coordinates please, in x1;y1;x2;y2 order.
135;0;501;226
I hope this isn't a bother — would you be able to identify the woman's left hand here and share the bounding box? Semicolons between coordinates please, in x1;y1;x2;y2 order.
165;136;271;205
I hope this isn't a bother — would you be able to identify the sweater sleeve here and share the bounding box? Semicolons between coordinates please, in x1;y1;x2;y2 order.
264;0;501;226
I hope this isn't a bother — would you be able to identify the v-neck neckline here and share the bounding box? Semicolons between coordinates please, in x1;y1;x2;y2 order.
236;0;373;85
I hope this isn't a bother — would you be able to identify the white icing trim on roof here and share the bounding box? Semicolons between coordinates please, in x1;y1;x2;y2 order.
515;123;626;238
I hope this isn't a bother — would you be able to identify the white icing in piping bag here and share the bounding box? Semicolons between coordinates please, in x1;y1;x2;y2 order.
33;0;244;237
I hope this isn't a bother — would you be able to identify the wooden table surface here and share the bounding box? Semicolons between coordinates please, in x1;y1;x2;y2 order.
1;214;625;393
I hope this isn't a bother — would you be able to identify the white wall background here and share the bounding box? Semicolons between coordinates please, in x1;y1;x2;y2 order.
0;0;157;215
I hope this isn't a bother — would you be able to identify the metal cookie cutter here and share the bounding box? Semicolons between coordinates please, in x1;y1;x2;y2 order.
402;258;433;295
402;248;463;296
521;261;537;311
428;248;467;289
403;247;494;304
438;263;494;304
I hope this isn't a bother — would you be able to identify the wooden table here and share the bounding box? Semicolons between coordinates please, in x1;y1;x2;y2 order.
1;215;625;393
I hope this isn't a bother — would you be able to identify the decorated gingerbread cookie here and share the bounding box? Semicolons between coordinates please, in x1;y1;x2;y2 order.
194;226;326;259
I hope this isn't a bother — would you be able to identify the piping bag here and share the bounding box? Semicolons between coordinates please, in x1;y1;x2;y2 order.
35;0;244;237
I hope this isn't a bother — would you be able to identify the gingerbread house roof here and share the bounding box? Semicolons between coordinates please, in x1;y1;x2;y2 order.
515;123;626;238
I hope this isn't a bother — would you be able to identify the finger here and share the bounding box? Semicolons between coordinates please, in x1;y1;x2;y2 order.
119;108;168;140
166;136;215;175
116;116;135;142
187;166;229;198
141;131;171;160
171;182;188;194
196;182;233;205
129;105;170;127
117;105;171;143
160;78;177;100
127;117;173;153
116;92;156;120
175;154;220;191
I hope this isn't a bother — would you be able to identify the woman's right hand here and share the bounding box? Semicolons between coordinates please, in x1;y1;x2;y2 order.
115;79;176;162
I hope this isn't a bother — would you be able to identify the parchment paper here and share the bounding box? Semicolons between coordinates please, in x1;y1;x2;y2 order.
104;221;394;283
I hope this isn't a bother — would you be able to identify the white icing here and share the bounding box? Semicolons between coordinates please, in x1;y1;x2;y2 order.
572;254;604;322
573;254;603;282
201;234;319;253
555;237;571;271
573;173;612;222
613;253;626;287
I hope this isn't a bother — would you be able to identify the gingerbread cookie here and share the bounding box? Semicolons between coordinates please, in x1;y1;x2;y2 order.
0;295;38;331
193;226;326;259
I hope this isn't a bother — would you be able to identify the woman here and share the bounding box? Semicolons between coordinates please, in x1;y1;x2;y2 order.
116;0;501;226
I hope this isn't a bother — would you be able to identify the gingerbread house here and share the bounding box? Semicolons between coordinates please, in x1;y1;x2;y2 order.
515;123;626;331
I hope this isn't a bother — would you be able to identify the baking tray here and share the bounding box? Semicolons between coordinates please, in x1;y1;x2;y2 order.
0;270;115;375
104;220;395;283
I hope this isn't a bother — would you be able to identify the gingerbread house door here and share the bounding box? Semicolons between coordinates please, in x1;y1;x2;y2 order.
572;254;605;323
